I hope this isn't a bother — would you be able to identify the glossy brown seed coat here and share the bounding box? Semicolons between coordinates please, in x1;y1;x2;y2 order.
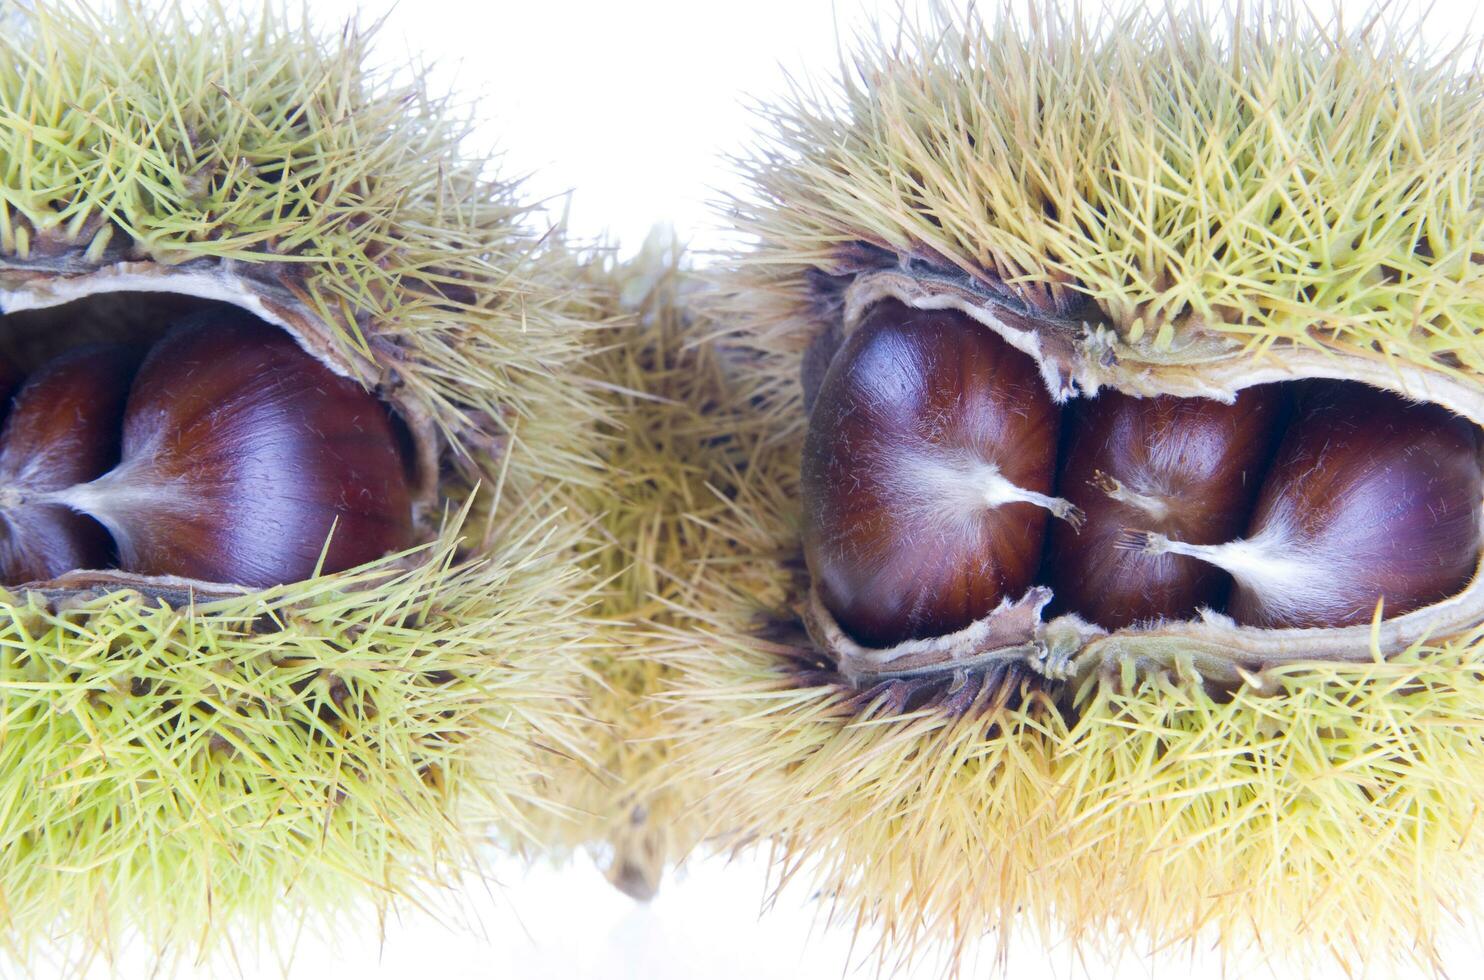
1224;382;1483;627
0;355;22;421
802;300;1069;647
1048;386;1286;628
59;314;414;588
0;345;141;583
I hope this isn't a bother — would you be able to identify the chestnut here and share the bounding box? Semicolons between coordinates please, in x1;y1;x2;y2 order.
802;299;1080;648
1120;381;1484;628
0;345;141;583
0;354;22;421
1047;386;1286;628
55;313;415;588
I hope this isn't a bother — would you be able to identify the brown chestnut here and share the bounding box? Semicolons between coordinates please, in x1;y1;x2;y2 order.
55;313;415;588
0;345;141;583
1047;386;1286;628
0;354;22;421
1121;381;1484;628
802;299;1080;648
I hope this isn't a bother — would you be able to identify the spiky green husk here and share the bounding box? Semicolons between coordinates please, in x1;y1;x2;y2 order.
731;0;1484;362
0;514;596;966
0;0;604;965
0;0;601;486
672;629;1484;973
518;232;791;897
675;1;1484;973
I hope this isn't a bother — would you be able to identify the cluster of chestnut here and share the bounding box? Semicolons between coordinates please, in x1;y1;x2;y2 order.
0;309;414;589
802;299;1484;647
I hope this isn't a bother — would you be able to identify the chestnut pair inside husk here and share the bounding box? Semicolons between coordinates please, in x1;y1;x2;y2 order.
798;285;1484;691
0;299;415;591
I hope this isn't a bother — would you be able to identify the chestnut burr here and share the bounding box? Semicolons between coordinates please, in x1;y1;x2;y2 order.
0;345;141;583
1121;381;1484;628
802;299;1080;648
55;314;415;588
1047;386;1286;628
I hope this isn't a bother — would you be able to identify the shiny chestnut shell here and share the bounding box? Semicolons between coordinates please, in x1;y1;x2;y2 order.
63;313;415;588
1047;386;1286;628
0;354;21;419
1226;381;1484;628
0;345;140;583
802;300;1066;648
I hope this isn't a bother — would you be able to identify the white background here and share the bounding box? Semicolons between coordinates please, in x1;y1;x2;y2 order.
77;1;1484;977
